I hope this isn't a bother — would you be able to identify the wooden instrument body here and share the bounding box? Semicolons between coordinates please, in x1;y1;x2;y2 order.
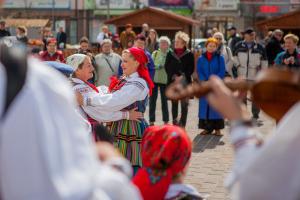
252;68;300;122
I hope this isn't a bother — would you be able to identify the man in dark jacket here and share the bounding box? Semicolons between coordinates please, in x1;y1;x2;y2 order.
233;28;268;123
56;27;67;49
228;26;242;51
0;20;11;38
265;29;284;65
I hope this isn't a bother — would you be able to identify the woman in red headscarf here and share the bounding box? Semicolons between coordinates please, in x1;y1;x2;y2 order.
132;125;204;200
81;47;154;173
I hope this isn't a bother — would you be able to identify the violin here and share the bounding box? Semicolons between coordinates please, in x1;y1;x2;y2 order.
165;68;300;122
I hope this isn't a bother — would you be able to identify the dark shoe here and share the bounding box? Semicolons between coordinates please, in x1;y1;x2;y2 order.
200;130;212;135
214;129;223;136
173;120;179;125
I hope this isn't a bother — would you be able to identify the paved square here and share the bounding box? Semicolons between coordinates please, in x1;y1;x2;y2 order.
145;97;276;199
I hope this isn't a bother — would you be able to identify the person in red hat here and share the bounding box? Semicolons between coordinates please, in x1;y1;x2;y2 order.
39;38;65;63
77;47;154;174
132;125;204;200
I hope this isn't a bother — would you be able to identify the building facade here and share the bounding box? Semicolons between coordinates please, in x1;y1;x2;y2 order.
193;0;300;38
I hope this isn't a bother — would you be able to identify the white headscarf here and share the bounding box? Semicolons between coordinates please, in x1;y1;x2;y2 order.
66;54;87;71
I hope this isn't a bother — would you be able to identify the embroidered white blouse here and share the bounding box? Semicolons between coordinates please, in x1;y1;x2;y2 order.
227;102;300;200
84;72;149;111
72;78;129;122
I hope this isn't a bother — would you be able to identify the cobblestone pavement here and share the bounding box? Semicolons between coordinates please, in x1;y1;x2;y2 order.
145;97;276;200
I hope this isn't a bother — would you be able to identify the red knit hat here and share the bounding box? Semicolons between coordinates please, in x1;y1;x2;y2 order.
132;125;192;200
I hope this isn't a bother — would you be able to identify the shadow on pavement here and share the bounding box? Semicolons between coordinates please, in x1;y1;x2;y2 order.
192;134;224;153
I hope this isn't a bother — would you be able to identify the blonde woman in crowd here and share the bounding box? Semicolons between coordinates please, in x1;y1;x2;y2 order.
164;31;194;128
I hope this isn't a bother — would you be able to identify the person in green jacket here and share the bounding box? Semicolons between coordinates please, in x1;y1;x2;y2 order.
149;36;171;125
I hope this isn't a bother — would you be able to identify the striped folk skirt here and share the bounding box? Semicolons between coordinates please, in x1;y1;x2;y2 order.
110;119;148;167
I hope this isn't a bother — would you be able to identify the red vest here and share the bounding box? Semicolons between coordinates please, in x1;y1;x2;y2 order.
39;51;65;63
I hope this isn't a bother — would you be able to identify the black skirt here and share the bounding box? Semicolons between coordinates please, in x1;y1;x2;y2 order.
198;119;224;131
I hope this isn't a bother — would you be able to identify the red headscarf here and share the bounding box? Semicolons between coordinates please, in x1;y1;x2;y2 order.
108;47;154;95
132;125;192;200
129;47;154;95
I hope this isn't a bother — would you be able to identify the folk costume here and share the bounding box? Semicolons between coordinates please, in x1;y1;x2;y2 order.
67;54;130;141
84;47;154;171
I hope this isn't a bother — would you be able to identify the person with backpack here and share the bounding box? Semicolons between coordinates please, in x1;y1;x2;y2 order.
95;39;122;86
197;38;225;136
133;125;204;200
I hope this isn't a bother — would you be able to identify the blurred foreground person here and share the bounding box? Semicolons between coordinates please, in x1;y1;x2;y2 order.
205;75;300;200
133;125;205;200
0;39;141;199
